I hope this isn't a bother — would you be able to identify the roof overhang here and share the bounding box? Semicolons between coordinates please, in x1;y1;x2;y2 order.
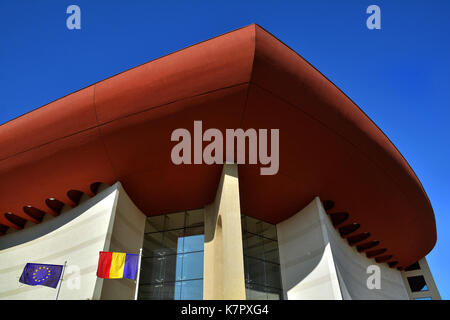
0;24;436;268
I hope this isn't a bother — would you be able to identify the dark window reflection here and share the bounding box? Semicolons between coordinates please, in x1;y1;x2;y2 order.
242;215;283;300
407;275;429;292
139;210;204;300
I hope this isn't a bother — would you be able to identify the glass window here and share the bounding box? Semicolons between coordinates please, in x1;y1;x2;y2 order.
139;210;205;300
263;239;280;264
261;222;277;240
145;215;165;233
141;211;281;300
265;261;282;289
161;282;178;300
164;212;185;230
266;288;282;300
140;254;179;284
244;234;264;260
140;256;165;284
183;233;204;253
186;209;204;228
142;232;164;257
163;229;185;255
164;254;180;282
246;256;266;285
244;216;263;234
179;251;204;280
407;275;428;292
242;214;283;300
180;280;203;300
246;284;268;300
405;262;421;271
138;284;160;300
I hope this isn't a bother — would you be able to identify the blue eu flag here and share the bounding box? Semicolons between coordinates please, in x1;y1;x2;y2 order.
19;263;63;289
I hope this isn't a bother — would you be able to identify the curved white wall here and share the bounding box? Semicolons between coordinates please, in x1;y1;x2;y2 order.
277;197;409;300
0;182;145;300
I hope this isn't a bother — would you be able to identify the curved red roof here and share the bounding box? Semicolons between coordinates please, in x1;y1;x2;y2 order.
0;24;436;268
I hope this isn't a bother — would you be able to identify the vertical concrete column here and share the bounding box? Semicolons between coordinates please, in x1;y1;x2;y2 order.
203;163;246;300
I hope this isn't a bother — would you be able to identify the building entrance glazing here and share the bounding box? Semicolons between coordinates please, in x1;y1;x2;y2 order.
137;209;283;300
241;215;283;300
138;209;205;300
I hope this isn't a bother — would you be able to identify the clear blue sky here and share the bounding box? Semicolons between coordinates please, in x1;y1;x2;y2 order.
1;0;449;298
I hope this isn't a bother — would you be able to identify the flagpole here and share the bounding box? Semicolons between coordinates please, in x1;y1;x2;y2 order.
134;248;143;300
56;261;67;300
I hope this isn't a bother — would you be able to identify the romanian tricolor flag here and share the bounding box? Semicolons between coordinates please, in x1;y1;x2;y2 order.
96;251;139;280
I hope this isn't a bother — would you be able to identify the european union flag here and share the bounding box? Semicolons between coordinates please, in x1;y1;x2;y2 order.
19;263;63;289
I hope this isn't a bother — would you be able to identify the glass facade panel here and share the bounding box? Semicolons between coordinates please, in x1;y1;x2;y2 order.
138;284;159;300
139;210;204;300
266;287;282;300
261;224;277;241
246;284;268;300
180;280;203;300
179;251;204;280
140;257;163;283
243;216;262;234
140;211;282;300
163;229;184;255
265;261;282;289
242;214;283;300
243;234;264;260
186;209;204;228
142;232;164;257
263;239;280;264
164;211;185;230
407;275;429;292
144;215;165;233
183;229;204;252
246;256;266;285
162;282;179;300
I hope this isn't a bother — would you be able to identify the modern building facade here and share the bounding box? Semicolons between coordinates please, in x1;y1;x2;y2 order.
0;25;440;300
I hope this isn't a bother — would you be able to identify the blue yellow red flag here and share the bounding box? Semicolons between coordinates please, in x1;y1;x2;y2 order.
97;251;139;280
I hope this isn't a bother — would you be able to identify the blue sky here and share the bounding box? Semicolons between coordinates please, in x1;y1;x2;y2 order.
1;0;449;298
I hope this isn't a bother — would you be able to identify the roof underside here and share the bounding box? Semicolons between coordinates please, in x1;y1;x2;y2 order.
0;24;436;268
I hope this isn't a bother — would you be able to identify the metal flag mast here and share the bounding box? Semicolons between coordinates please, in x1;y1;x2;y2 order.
55;261;67;300
134;248;143;300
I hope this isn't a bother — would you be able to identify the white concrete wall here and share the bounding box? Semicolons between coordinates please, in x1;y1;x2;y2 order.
276;198;342;300
277;197;409;300
99;184;146;300
0;182;146;300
